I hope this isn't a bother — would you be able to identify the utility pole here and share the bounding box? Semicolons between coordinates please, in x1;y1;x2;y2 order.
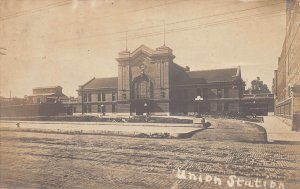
125;31;128;51
163;21;166;46
81;86;84;114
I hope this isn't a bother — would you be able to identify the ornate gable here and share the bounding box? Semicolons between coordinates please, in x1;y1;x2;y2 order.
116;44;175;65
130;44;154;58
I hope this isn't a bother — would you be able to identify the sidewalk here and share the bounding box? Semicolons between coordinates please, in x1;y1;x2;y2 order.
257;115;300;142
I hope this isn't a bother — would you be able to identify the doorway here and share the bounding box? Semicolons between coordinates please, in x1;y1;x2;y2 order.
131;100;150;115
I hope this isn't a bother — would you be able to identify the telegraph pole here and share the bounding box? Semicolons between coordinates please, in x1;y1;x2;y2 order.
163;21;166;46
125;31;128;51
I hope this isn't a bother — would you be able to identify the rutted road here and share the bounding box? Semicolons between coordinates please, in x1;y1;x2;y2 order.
1;130;300;189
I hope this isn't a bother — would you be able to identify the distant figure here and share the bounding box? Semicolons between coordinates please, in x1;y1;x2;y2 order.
203;122;211;129
16;122;20;128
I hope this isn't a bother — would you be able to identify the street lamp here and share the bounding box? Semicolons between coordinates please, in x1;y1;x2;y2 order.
144;102;148;115
195;95;203;116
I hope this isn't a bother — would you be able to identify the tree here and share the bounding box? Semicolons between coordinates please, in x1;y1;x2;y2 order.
247;77;270;94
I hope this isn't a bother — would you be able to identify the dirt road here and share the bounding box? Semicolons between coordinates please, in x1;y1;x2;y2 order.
1;130;300;189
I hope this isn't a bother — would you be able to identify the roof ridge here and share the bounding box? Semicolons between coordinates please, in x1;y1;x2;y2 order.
33;86;62;89
187;67;237;72
94;76;118;79
130;44;153;55
82;76;118;89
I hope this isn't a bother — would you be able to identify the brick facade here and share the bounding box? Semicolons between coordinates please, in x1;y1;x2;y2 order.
274;0;300;130
76;44;244;116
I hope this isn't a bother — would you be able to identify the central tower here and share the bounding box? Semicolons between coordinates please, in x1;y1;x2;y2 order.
116;44;175;115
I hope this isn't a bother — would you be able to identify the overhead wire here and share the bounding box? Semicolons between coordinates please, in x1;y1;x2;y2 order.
0;0;72;21
0;0;186;22
123;10;285;41
51;1;285;43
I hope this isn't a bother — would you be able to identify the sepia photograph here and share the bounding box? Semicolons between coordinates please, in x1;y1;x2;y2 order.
0;0;300;188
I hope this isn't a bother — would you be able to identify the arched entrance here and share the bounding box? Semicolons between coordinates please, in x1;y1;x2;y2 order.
131;74;153;115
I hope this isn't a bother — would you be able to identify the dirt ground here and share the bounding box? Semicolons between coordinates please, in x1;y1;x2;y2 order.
0;121;200;138
1;129;300;189
0;117;267;142
192;118;267;142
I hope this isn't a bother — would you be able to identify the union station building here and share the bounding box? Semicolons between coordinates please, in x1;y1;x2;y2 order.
75;45;245;116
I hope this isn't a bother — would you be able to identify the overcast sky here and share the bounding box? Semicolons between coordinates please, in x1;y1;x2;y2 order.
0;0;286;97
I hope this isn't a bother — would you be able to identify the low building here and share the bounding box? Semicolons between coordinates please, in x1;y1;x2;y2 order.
273;0;300;130
76;77;118;115
61;97;79;115
0;86;68;117
242;93;274;116
75;45;245;116
0;96;28;106
26;86;68;104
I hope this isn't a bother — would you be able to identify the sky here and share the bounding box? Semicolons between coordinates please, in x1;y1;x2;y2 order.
0;0;286;97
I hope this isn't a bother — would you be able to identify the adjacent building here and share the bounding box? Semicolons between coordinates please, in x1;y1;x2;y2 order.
26;86;68;104
0;86;68;117
76;77;118;115
76;45;245;116
273;0;300;130
242;93;274;116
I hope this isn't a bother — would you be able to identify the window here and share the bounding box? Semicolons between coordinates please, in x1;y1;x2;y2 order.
102;93;106;101
83;94;87;102
87;104;91;113
98;105;102;113
160;91;165;98
87;93;91;102
112;92;116;101
203;88;208;99
224;88;229;98
98;93;101;101
135;80;148;98
84;104;91;113
122;93;126;99
224;102;229;112
133;76;154;99
112;104;116;113
217;89;223;98
217;102;223;112
73;107;76;113
211;89;218;98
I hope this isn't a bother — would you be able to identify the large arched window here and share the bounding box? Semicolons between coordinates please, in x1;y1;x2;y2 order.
132;75;153;99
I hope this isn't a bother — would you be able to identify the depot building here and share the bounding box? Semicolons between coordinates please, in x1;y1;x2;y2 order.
74;45;244;116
